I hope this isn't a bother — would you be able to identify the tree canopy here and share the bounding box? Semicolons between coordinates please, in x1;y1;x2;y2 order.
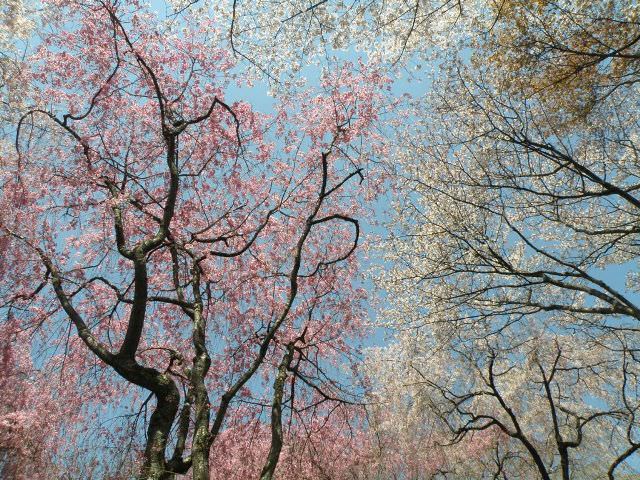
1;0;640;479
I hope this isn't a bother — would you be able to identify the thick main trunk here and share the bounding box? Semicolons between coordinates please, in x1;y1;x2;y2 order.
190;353;211;480
260;345;294;480
190;298;212;480
109;358;181;479
141;388;181;479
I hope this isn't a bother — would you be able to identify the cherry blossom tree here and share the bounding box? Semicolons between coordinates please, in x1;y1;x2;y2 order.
0;0;387;477
0;320;60;479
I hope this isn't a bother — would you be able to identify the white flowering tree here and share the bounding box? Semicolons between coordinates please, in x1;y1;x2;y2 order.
370;1;640;478
1;0;34;129
165;0;477;84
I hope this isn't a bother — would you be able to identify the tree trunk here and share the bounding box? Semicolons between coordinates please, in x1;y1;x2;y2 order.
260;344;295;480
